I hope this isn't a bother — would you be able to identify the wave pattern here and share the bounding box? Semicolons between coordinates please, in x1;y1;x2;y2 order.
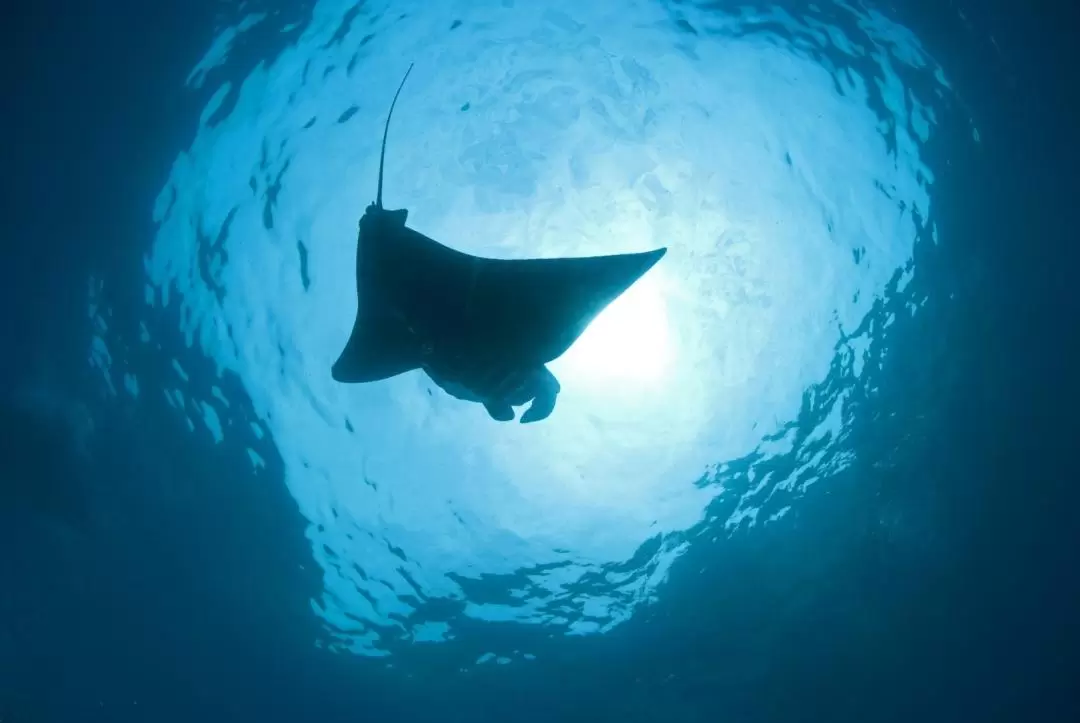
88;0;967;659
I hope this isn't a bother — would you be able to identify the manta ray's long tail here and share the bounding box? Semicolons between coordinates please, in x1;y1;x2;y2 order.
375;63;415;209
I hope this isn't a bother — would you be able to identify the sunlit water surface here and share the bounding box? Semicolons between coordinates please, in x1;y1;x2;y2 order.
90;0;965;658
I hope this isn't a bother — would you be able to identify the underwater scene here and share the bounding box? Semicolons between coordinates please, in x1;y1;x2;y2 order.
3;0;1076;721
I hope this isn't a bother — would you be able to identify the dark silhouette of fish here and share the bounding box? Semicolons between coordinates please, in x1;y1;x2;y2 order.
331;64;667;423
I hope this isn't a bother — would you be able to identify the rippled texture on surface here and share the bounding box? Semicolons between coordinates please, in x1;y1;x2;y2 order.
89;0;966;658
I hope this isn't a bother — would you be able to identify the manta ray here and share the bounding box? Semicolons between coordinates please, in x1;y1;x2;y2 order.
331;64;667;423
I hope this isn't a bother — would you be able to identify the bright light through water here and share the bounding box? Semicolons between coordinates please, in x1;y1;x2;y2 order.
555;271;672;387
87;0;966;658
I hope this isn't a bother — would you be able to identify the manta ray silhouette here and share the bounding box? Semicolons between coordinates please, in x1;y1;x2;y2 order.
331;64;667;423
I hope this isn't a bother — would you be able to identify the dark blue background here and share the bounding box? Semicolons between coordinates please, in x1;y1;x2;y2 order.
2;0;1076;720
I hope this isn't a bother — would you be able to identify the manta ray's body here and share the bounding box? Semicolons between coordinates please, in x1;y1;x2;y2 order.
331;65;667;423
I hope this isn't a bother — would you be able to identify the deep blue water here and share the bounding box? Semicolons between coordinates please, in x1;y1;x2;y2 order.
3;0;1077;721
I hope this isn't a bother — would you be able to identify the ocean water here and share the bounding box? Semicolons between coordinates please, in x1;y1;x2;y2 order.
3;0;1076;722
127;0;956;654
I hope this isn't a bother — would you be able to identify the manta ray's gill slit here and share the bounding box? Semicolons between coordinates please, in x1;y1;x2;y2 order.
119;0;962;659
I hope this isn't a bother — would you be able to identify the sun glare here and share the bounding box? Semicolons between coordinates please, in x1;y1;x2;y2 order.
552;272;672;388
